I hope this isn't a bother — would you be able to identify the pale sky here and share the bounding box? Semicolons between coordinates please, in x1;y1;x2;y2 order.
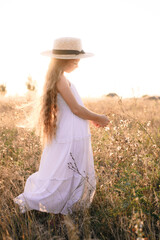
0;0;160;98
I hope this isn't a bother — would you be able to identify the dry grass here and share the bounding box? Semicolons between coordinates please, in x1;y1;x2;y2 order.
0;95;160;239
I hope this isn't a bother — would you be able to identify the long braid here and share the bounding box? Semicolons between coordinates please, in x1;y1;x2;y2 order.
39;58;69;145
52;90;57;137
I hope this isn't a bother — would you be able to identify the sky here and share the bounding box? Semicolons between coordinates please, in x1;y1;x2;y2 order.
0;0;160;98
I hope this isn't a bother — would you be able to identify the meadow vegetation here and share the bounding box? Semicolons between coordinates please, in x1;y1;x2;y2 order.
0;95;160;239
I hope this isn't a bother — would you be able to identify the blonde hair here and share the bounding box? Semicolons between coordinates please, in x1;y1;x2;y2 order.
39;58;70;144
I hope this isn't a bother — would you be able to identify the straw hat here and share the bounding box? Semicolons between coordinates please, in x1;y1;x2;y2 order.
41;37;94;59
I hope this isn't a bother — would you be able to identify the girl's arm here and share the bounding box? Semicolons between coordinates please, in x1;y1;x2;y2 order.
57;75;109;127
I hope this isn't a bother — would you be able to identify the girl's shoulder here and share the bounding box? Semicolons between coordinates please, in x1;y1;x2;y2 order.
59;75;71;87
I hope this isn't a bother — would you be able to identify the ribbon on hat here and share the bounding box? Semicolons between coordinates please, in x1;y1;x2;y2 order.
52;49;85;55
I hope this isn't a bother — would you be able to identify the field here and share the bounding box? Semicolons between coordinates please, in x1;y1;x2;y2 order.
0;95;160;240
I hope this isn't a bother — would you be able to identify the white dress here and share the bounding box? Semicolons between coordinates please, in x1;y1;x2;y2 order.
13;82;96;215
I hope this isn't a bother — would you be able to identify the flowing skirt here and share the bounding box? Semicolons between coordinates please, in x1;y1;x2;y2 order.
13;136;96;215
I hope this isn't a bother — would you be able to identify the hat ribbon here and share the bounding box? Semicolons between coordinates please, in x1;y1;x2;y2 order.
52;49;85;55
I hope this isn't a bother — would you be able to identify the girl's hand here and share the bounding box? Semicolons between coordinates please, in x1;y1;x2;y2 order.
92;115;110;128
92;121;100;127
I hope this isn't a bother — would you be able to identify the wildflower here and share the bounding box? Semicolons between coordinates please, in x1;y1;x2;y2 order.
147;121;151;127
105;126;110;131
117;146;121;151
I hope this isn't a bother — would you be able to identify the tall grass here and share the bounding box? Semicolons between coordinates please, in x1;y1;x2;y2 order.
0;96;160;239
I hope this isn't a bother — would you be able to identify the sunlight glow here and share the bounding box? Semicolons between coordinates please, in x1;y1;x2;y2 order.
0;0;160;98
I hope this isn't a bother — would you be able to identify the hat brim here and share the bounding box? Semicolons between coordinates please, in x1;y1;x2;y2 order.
40;50;94;59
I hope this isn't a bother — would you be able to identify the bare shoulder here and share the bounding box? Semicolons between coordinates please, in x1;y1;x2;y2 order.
57;75;70;91
56;75;79;113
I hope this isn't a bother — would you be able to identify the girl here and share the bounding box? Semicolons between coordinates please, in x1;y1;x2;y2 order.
14;37;109;215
